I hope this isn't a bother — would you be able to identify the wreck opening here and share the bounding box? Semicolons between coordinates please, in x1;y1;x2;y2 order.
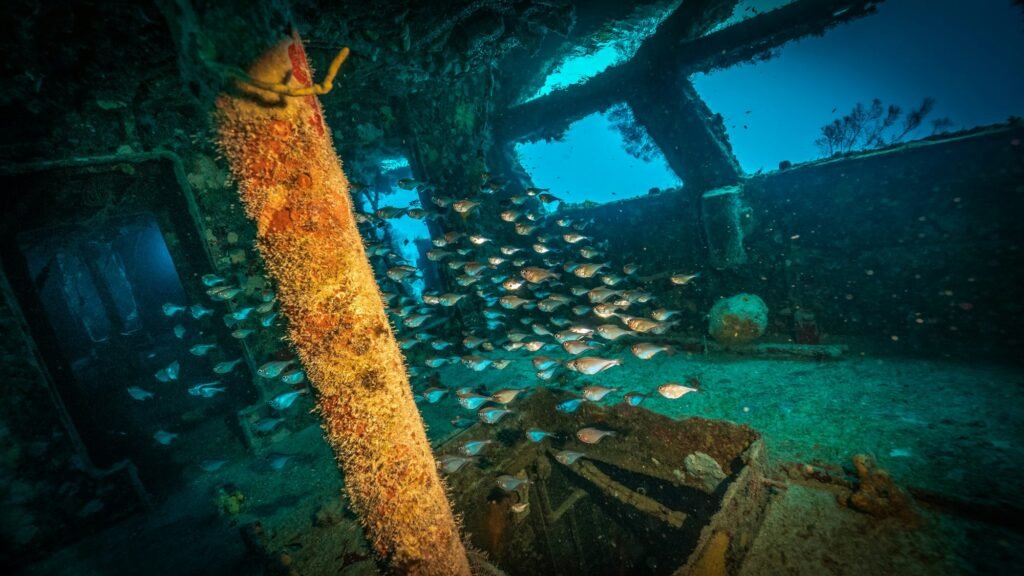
514;105;682;207
692;0;1024;173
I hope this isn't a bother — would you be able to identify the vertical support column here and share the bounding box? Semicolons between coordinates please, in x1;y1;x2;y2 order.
216;34;470;576
627;74;742;194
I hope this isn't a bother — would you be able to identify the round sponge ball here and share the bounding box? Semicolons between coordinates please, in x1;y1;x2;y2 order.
709;293;768;345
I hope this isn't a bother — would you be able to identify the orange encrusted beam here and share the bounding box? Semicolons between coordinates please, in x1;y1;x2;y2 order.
216;32;471;576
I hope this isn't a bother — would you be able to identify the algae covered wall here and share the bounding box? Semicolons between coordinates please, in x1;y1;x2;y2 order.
558;125;1024;358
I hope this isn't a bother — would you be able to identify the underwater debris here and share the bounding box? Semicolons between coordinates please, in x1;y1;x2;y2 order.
708;293;768;346
842;454;920;526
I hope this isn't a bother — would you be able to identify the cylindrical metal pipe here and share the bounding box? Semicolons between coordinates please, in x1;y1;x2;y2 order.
216;33;471;576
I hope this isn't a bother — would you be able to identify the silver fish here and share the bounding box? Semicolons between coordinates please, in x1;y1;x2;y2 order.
576;427;616;444
190;304;214;319
257;360;294;379
460;440;493;456
154;360;180;382
213;358;243;374
439;455;477;474
496;475;530;492
280;368;305;385
253;417;285;434
270;389;308;410
162;303;186;317
126;386;154;401
189;343;217;356
554;450;586;465
188;382;226;398
479;407;513;424
153;430;178;445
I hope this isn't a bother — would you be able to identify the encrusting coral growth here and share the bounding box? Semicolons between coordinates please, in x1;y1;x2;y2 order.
216;32;471;576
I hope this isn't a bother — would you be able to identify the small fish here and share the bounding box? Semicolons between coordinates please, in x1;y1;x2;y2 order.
126;386;155;401
458;393;491;410
576;427;616;444
511;502;529;513
267;453;292;471
554;450;586;465
573;262;608;279
213;358;243;374
200;459;228;472
281;368;306;385
259;311;278;327
207;286;242;301
153;430;178;445
173;324;186;339
258;360;295;379
232;328;256;339
582;385;618;402
450;416;475;428
536;366;557;380
479;407;513;424
525;428;553;443
253;417;285;434
670;272;701;285
587;288;623;303
531;356;561;371
520;267;559;284
270;389;309;410
596;324;636;341
190;304;214;319
623;263;640;275
162;303;186;317
397;178;426;190
556;398;584;413
565;357;622;375
201;274;226;287
462;356;493;371
623;392;647;407
630;343;672;360
562;340;597;355
154;360;180;382
657;383;699;399
188;381;226;398
495;475;530;492
439;455;477;474
650;308;680;322
228;306;256;322
423;387;448;404
189;343;217;356
460;440;493;456
438;293;466;307
453;199;480;213
490;388;525;405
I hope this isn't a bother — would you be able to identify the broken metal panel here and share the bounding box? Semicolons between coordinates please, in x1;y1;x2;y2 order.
442;389;768;575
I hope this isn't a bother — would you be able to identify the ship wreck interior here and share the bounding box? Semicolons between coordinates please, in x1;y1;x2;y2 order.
1;0;1022;575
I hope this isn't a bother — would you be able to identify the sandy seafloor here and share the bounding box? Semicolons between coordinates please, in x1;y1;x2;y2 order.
22;343;1024;575
420;345;1024;507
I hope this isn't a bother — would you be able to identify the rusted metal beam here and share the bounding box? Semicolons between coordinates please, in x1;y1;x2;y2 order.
498;0;881;144
628;76;742;190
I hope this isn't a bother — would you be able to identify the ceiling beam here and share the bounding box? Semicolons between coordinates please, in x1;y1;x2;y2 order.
497;0;881;144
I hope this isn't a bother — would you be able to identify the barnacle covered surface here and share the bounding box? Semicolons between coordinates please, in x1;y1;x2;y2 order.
216;33;470;576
